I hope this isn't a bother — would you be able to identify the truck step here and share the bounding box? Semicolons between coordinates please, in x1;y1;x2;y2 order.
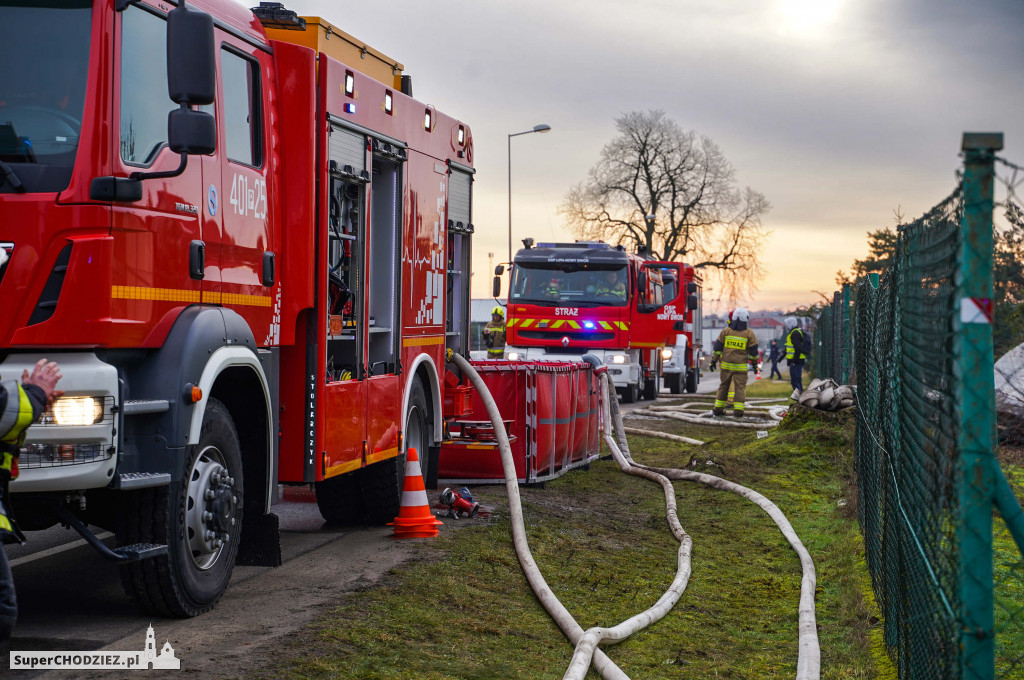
117;472;172;490
112;543;169;562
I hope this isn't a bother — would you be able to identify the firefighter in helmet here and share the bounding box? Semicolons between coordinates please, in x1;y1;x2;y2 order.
710;308;758;417
538;276;561;298
0;356;63;650
483;306;506;359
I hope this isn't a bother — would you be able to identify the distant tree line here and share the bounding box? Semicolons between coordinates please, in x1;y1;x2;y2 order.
836;203;1024;358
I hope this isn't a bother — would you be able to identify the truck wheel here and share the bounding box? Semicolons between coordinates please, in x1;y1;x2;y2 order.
315;472;364;525
643;368;659;401
686;368;698;393
620;382;638;404
666;373;682;394
119;398;243;617
360;379;431;524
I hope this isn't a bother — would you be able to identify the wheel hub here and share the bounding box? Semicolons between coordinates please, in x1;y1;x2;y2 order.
187;449;237;570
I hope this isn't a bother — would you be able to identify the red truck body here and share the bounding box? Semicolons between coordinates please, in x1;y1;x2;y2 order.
0;0;476;615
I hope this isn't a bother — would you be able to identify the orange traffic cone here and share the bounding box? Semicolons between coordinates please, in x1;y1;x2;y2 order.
756;367;762;381
388;447;443;539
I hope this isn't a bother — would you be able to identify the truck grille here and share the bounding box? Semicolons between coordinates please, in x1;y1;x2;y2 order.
19;443;114;468
518;330;615;342
27;243;72;326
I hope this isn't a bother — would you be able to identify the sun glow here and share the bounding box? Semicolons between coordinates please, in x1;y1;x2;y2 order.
776;0;843;34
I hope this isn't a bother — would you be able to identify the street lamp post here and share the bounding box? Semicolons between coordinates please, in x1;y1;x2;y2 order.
508;124;552;263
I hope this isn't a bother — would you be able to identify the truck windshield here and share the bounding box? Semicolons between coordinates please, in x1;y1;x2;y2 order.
510;264;630;308
0;0;92;193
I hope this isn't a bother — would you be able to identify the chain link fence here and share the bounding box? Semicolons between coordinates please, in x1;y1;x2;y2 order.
816;134;1024;680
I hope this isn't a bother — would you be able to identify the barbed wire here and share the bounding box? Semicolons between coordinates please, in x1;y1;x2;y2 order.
996;156;1023;209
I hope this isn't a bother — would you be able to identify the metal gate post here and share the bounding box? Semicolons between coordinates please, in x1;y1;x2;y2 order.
956;132;1002;680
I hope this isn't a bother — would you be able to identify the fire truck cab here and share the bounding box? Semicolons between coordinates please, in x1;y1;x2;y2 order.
501;241;691;402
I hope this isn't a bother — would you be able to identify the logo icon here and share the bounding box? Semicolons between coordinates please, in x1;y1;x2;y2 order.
10;625;181;671
208;185;218;216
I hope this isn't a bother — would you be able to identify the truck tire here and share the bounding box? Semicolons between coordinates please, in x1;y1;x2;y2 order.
360;379;431;524
619;381;638;404
686;368;698;393
642;368;659;401
119;398;243;617
666;372;682;394
315;472;364;525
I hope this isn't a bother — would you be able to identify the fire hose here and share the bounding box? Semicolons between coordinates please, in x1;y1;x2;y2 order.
448;352;820;679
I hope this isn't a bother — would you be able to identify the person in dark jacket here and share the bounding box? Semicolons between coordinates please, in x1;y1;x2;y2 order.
768;339;782;380
0;358;62;651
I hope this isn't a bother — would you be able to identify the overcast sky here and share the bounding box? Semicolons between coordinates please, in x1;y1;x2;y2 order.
284;0;1023;313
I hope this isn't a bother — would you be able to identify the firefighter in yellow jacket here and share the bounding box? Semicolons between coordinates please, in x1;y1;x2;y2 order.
0;358;62;650
710;308;758;417
482;307;506;359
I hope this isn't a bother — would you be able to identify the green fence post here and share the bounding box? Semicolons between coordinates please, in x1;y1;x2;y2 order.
842;283;851;384
957;131;1002;680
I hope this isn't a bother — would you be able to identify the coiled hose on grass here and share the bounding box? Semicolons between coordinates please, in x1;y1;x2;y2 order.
449;353;820;679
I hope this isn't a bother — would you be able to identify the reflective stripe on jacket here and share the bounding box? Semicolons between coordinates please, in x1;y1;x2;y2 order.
0;381;44;544
713;327;758;372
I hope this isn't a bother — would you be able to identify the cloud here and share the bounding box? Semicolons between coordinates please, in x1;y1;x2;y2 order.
282;0;1023;306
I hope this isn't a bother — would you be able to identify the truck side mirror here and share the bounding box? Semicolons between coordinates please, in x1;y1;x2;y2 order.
168;108;216;155
166;3;216;156
687;294;698;310
492;275;502;298
494;265;505;276
687;282;697;294
167;4;216;106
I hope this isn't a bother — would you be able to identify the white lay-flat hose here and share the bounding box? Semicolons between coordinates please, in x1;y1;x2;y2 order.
448;353;630;680
563;376;694;680
610;377;820;679
451;355;819;679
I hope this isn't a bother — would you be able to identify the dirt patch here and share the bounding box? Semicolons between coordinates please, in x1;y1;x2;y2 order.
36;527;426;680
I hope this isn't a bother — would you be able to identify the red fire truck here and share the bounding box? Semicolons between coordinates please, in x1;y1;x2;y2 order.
0;0;476;616
661;264;703;394
498;241;697;402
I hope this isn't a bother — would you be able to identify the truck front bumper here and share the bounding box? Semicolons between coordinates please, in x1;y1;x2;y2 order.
504;346;639;388
2;353;119;492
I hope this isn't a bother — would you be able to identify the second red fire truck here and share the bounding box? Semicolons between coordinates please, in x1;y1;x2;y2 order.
498;241;699;402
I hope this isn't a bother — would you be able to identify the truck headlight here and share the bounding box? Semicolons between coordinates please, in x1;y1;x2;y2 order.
506;351;520;361
661;348;674;360
610;354;627;364
52;396;104;426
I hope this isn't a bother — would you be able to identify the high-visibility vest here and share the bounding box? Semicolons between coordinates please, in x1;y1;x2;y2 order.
786;328;807;361
0;381;38;544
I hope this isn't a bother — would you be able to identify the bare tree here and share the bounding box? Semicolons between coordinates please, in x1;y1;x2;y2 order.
560;110;770;300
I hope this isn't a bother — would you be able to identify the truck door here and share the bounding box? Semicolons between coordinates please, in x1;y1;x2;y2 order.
320;123;369;478
112;2;204;342
632;261;686;347
318;122;404;479
207;40;275;341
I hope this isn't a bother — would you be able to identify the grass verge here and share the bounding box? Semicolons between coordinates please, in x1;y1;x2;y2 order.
255;398;891;679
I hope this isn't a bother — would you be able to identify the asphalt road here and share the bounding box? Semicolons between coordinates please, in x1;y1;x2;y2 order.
5;493;357;677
